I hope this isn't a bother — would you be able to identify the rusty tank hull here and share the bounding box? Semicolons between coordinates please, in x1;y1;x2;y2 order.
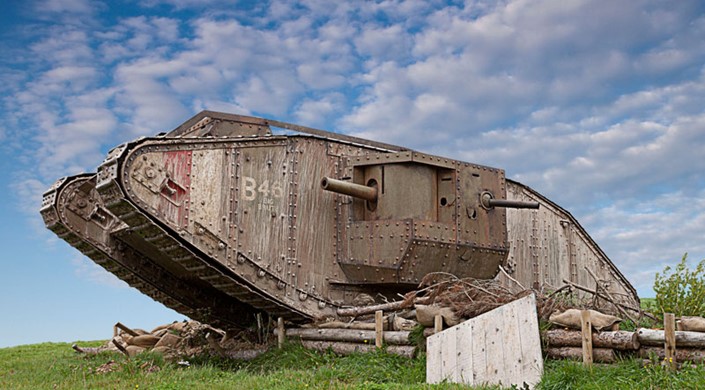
41;111;638;327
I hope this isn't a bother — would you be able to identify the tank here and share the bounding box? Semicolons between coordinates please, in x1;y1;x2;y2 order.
40;111;638;327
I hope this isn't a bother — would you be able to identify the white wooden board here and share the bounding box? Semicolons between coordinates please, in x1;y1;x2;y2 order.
426;293;543;388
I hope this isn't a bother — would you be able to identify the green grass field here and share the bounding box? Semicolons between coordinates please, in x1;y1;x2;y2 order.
2;340;705;389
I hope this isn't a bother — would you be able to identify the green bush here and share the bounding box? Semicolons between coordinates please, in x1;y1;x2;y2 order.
653;253;705;319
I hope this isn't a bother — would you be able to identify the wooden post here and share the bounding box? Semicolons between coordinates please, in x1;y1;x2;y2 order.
375;310;383;348
580;310;593;367
434;314;443;334
664;313;676;370
114;322;139;337
111;338;129;358
277;317;285;349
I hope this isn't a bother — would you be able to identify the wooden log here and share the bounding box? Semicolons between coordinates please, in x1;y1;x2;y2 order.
337;301;405;317
543;329;640;350
300;340;415;358
546;347;616;363
72;344;108;355
581;310;593;367
638;346;705;363
275;328;412;345
316;320;389;331
336;297;430;317
664;313;676;370
636;328;705;347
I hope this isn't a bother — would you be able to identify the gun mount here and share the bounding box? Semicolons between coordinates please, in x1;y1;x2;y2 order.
321;177;378;202
480;191;540;209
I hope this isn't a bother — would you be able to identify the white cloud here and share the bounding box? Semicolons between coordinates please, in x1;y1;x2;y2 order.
354;25;411;61
583;190;705;296
5;0;705;297
293;93;345;126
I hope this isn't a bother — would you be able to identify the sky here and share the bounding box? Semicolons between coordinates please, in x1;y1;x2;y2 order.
1;0;705;348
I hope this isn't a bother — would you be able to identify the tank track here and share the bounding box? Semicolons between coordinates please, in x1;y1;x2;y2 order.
41;175;257;329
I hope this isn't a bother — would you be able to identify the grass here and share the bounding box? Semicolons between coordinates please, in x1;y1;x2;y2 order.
2;339;705;389
541;358;705;390
0;341;487;389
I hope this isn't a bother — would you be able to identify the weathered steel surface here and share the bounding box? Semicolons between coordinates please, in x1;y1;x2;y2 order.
504;180;639;308
42;110;640;329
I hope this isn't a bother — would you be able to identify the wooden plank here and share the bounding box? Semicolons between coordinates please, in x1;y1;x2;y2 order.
426;328;443;383
471;312;489;384
500;293;520;387
440;327;458;382
664;313;676;370
427;293;542;388
483;311;503;384
456;319;473;383
517;294;543;388
581;309;593;367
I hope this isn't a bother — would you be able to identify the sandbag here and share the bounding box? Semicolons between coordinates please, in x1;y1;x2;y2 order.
126;345;145;357
151;323;172;334
168;322;187;333
415;305;460;327
549;309;621;331
393;316;418;331
127;334;161;348
679;316;705;332
155;333;182;349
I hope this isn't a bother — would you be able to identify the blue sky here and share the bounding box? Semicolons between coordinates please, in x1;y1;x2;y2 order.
2;0;705;348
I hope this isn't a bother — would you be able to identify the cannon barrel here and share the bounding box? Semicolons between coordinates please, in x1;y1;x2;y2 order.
321;177;378;202
481;192;539;209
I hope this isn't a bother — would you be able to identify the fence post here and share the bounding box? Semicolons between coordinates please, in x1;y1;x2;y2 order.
277;317;285;349
434;314;443;334
664;313;676;370
580;310;593;367
375;310;383;348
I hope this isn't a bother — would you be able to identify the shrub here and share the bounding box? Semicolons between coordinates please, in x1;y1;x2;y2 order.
653;253;705;319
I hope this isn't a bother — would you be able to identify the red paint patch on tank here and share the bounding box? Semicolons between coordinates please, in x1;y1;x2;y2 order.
158;150;192;227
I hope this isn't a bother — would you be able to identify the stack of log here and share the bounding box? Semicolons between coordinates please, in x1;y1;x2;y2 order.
543;314;705;365
73;320;267;360
274;273;622;357
636;327;705;363
71;271;705;366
